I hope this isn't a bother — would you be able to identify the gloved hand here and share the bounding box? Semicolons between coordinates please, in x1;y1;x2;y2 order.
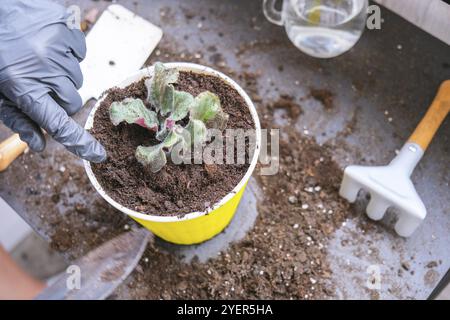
0;0;106;163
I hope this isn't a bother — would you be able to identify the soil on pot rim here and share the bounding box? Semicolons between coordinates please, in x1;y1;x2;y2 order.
90;71;255;217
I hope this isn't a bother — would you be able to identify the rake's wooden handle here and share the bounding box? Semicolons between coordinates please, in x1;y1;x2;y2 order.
408;80;450;151
0;134;28;172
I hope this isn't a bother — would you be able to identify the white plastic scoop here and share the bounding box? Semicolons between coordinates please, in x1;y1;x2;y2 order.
77;4;162;104
340;81;450;237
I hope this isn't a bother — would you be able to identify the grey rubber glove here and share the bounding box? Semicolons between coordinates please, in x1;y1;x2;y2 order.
0;0;106;163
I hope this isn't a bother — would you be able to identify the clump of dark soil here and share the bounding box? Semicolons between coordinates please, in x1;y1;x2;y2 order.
268;94;303;121
117;105;353;299
90;71;254;216
310;88;335;111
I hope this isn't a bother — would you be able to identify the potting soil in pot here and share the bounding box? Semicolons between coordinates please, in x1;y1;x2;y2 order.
91;71;255;217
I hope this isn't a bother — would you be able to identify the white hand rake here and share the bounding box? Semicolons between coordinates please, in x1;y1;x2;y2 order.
340;81;450;237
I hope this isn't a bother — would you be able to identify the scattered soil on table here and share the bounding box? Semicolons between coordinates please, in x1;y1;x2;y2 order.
116;99;353;299
91;71;254;217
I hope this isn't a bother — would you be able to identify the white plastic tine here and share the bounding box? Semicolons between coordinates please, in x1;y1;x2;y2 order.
395;213;422;237
366;195;390;221
339;174;360;203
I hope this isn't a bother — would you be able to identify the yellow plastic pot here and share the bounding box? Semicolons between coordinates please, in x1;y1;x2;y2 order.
84;63;261;245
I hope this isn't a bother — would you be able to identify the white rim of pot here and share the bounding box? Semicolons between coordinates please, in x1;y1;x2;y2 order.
84;62;262;223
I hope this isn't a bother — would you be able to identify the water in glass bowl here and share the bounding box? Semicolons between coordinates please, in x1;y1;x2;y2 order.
283;0;367;58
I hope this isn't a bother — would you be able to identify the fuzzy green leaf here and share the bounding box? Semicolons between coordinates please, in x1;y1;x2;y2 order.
130;63;231;172
135;144;167;173
156;127;169;142
109;98;158;130
171;91;194;121
190;91;221;122
185;119;207;146
162;129;183;149
147;62;179;112
160;84;175;116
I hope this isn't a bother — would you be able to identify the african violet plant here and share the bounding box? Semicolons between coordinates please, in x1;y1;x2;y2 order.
109;62;229;173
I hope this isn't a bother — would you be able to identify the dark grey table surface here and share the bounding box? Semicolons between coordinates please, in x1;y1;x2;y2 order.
0;0;448;299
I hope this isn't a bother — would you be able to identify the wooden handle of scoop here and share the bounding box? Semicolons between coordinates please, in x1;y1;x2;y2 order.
408;80;450;151
0;134;28;172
